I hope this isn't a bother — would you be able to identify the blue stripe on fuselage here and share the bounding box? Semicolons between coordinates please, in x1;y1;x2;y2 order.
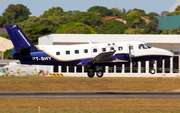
14;50;172;66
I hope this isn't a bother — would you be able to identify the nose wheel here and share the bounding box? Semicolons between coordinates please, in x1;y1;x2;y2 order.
150;69;155;74
150;60;156;74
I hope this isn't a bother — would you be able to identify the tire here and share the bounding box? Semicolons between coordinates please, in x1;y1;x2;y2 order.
96;70;104;78
87;69;95;78
150;69;155;74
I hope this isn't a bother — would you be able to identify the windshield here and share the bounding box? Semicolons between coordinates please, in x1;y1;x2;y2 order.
145;43;152;49
139;43;152;49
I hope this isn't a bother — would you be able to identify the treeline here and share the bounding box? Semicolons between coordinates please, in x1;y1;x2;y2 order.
1;4;180;45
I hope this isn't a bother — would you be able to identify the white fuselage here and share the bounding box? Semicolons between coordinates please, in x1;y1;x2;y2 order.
36;40;173;62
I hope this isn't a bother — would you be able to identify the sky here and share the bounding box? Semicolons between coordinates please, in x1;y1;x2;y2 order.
0;0;179;17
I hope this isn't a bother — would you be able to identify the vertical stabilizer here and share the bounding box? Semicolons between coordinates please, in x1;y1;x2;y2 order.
5;25;38;52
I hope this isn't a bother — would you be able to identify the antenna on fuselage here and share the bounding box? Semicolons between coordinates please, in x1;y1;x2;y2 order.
88;40;92;44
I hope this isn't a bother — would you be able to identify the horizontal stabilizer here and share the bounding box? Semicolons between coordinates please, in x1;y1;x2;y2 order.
9;49;16;56
13;48;30;56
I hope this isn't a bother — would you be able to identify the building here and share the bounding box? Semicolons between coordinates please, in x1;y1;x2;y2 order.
102;16;127;24
0;28;7;34
39;34;180;76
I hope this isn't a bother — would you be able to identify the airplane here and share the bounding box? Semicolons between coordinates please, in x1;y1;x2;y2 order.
5;25;173;78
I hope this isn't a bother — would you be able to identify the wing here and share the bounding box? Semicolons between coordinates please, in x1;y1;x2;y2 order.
77;50;116;66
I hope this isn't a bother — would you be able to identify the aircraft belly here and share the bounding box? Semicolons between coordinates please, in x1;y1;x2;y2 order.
133;55;172;61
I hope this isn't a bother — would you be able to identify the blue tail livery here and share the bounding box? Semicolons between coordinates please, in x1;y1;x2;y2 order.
5;25;38;52
5;25;173;78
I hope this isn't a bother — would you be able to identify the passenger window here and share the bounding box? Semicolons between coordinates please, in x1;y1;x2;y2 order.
56;52;60;55
93;49;97;53
66;51;70;55
75;50;79;54
84;49;88;53
110;47;114;50
102;48;106;52
118;47;123;51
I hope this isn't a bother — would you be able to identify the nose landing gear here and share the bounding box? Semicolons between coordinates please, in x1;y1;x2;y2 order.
150;69;155;74
150;60;156;74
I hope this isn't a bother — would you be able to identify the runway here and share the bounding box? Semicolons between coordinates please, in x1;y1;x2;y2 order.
0;91;180;99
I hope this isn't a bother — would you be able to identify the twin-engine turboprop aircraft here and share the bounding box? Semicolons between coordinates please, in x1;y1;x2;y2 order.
5;25;173;78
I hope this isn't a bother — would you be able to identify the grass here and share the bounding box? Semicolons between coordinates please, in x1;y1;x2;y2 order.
0;76;180;113
0;98;180;113
0;76;180;91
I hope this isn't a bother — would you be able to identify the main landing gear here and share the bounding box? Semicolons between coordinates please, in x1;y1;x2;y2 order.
87;66;104;78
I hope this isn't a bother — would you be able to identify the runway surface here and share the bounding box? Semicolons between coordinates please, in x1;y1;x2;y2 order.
0;91;180;99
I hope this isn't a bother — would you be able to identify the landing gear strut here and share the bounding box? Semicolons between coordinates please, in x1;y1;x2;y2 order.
87;66;104;78
150;60;156;74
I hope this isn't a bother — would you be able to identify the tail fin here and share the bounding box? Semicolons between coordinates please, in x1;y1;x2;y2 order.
5;25;38;52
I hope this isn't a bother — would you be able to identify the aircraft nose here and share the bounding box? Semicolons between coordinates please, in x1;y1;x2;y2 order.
160;49;174;58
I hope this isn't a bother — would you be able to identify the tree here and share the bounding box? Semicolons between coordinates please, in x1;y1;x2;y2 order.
166;5;180;16
175;5;180;11
161;30;179;34
23;23;53;44
133;18;140;29
55;22;97;34
97;19;127;34
142;22;159;34
40;7;64;18
146;13;155;19
0;33;10;39
149;12;159;18
124;28;142;34
131;8;146;16
69;12;104;28
17;15;71;33
3;50;13;59
2;4;31;25
122;8;126;14
111;8;123;17
87;6;113;17
65;10;80;17
166;11;180;16
161;11;169;17
124;10;145;28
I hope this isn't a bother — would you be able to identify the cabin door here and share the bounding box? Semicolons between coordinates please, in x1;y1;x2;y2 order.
128;44;134;54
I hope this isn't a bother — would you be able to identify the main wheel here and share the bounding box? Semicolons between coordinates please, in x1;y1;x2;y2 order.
96;70;104;77
150;69;155;74
87;69;95;78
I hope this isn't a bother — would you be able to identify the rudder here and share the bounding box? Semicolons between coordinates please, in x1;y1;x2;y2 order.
5;25;38;52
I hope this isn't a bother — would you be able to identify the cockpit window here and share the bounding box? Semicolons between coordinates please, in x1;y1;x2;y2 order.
139;44;146;49
139;43;152;49
145;43;152;49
